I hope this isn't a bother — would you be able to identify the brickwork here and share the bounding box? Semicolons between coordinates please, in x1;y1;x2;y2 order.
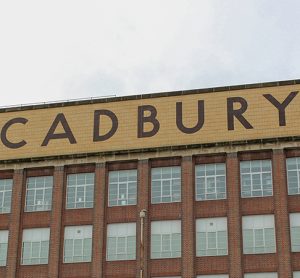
6;169;23;278
181;156;195;278
272;149;292;278
227;153;243;278
91;163;106;278
0;148;299;277
48;166;64;278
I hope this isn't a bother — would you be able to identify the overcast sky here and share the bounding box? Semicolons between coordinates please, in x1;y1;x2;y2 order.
0;0;299;106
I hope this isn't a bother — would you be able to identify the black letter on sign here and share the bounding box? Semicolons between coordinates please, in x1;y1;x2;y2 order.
176;101;205;134
93;110;118;141
138;105;160;138
42;113;77;146
227;97;253;130
263;91;298;126
1;117;28;149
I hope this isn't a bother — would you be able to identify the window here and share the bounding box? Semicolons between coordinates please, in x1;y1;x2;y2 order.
151;167;181;204
195;163;226;201
108;170;137;206
196;217;228;256
286;157;300;195
244;273;278;278
25;176;53;212
197;275;229;278
151;220;181;259
242;215;276;254
0;230;8;266
21;228;50;265
294;272;300;278
0;179;13;213
64;225;92;263
66;173;94;209
240;160;273;198
290;213;300;252
106;223;136;261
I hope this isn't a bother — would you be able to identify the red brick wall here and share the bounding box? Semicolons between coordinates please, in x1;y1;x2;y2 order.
0;149;300;277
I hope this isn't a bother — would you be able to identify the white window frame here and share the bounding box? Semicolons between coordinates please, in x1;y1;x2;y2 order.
290;213;300;252
108;170;137;207
197;275;229;278
242;215;276;254
286;157;300;195
244;273;278;278
25;176;53;212
151;166;181;204
21;228;50;265
63;225;92;263
66;173;95;209
196;217;228;256
0;179;13;214
195;163;226;201
151;220;181;259
0;230;8;267
240;160;273;198
106;222;136;261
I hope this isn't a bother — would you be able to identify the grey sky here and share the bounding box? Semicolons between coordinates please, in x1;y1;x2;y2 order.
0;0;299;106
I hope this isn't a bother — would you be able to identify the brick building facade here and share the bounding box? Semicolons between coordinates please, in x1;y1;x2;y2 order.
0;80;300;278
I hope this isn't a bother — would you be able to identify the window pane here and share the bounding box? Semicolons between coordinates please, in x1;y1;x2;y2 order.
108;170;137;207
106;223;136;261
0;179;13;214
242;215;276;254
151;167;181;204
63;225;92;263
21;228;50;265
196;218;228;256
25;177;53;212
151;220;181;259
195;164;226;201
287;158;300;195
66;173;94;209
240;160;273;198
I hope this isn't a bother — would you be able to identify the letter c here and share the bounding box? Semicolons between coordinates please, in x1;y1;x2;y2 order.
1;117;28;149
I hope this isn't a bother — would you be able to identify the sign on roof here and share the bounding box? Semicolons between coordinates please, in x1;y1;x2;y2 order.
0;82;299;161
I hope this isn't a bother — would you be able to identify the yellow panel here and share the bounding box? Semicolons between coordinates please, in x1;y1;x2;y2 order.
0;84;299;160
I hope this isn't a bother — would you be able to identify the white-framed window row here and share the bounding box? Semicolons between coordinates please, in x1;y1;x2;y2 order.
0;230;9;267
244;273;278;278
290;213;300;252
196;217;228;257
66;173;94;209
106;222;136;261
108;169;137;207
0;179;13;214
151;166;181;204
151;220;181;259
21;228;50;265
195;163;226;201
242;215;276;254
240;160;273;198
25;176;53;212
64;225;92;263
286;157;300;195
197;275;229;278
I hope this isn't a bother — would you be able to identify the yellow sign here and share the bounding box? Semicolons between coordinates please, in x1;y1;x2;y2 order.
0;83;299;161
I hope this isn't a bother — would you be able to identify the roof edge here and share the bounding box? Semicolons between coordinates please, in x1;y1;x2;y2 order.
0;135;299;165
1;78;300;113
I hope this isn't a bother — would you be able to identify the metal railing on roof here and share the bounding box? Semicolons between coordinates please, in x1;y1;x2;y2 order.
0;95;117;109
